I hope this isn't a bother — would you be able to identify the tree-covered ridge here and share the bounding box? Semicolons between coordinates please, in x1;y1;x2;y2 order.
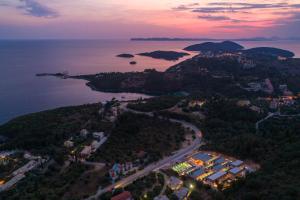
243;47;295;58
200;97;300;199
0;104;112;154
127;95;182;112
90;112;186;163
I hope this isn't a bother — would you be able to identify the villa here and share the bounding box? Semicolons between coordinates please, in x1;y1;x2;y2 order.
168;176;183;191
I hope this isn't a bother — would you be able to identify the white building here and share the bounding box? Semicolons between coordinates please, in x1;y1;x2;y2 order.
80;129;89;138
168;176;183;191
64;140;74;148
80;146;92;159
154;195;169;200
174;187;189;200
92;132;104;140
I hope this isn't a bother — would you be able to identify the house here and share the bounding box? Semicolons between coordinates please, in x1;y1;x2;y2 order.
189;100;205;108
174;187;189;200
214;157;226;165
136;150;146;158
206;171;228;188
228;167;245;178
237;100;251;107
279;84;288;91
230;160;244;168
270;99;279;109
249;105;263;113
168;176;183;191
23;152;41;160
190;168;206;180
247;82;262;92
190;153;215;166
80;129;89;138
91;140;101;152
154;195;169;200
80;146;92;159
278;56;287;61
212;164;227;172
263;78;274;94
64;140;74;148
111;191;133;200
93;132;104;140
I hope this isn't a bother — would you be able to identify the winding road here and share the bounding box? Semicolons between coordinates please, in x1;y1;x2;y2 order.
86;103;203;200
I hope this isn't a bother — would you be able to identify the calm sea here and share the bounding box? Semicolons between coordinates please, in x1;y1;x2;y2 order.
0;39;299;124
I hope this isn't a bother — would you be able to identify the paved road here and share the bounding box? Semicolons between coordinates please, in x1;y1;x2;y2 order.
86;104;203;200
255;113;275;132
255;112;300;132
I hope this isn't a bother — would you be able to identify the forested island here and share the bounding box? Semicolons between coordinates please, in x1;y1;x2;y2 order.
137;51;190;61
183;41;244;52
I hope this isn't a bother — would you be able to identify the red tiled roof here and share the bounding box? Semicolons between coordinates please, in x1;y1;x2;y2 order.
111;191;132;200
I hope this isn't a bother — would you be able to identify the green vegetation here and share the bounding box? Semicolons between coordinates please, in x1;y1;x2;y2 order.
90;112;186;163
0;152;27;180
127;96;181;112
125;172;165;199
0;163;87;200
0;104;112;156
200;97;300;199
99;172;165;200
138;51;189;61
201;97;264;161
244;47;295;58
183;41;244;52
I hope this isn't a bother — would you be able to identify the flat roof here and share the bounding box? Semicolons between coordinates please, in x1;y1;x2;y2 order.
175;187;189;199
212;164;226;172
231;160;243;167
207;171;227;181
190;168;205;178
169;176;182;185
229;167;243;175
192;153;212;162
215;157;225;164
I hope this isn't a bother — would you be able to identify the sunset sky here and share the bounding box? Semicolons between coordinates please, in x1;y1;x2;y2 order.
0;0;300;39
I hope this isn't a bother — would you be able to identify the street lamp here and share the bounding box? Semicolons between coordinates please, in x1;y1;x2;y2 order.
189;184;194;189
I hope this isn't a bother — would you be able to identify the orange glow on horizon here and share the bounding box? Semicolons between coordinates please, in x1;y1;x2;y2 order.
0;0;299;38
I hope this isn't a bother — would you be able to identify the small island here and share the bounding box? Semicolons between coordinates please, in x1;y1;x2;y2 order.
116;53;134;58
137;50;190;61
184;40;244;52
